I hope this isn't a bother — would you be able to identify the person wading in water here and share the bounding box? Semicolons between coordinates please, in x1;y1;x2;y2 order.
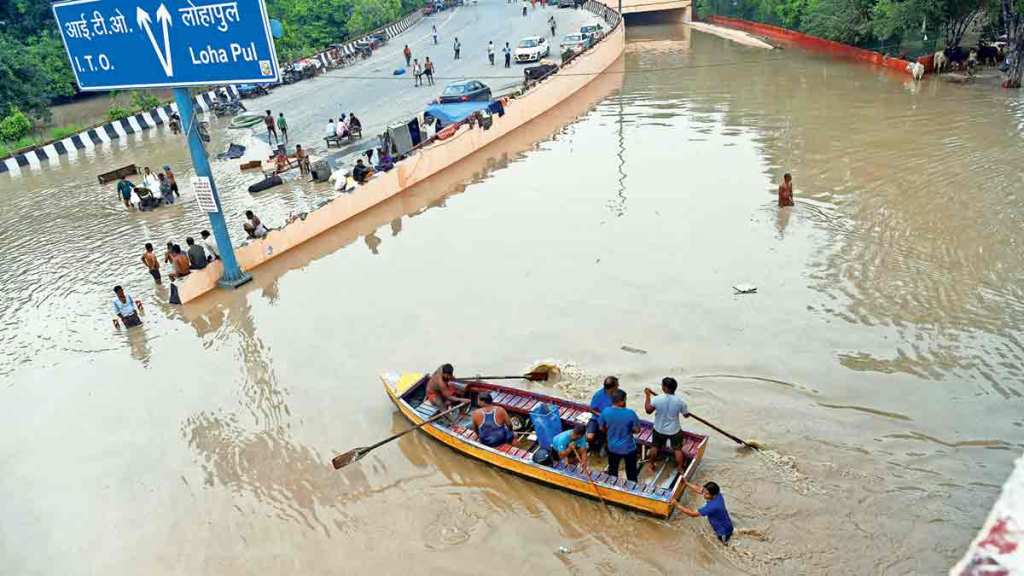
778;173;794;207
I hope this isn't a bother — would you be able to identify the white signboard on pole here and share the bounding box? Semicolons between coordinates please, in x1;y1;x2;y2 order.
191;176;219;212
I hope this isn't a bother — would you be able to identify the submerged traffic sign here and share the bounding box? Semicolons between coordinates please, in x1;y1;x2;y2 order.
52;0;280;90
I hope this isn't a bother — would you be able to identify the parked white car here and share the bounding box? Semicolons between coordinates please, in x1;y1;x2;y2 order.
515;36;550;63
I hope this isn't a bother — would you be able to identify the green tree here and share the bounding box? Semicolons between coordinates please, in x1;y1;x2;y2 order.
1003;0;1024;86
803;0;878;44
347;0;402;36
0;29;75;120
0;108;33;143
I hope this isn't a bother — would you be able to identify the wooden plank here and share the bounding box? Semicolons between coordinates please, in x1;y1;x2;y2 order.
524;399;538;412
497;444;512;453
624;480;637;492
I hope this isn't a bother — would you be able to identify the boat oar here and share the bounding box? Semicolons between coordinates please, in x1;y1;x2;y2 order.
458;371;552;382
332;401;468;470
688;412;762;451
572;445;612;515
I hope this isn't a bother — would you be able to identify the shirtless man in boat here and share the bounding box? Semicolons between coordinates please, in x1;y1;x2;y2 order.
425;363;469;411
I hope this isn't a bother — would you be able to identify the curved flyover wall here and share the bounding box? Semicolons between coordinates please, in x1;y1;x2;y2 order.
175;2;625;304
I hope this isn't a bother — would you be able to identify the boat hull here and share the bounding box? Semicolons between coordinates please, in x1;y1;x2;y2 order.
382;371;708;518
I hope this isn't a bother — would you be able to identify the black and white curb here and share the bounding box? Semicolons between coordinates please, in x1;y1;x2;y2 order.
0;86;238;176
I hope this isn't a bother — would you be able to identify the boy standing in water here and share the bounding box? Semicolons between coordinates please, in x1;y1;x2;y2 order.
675;481;734;543
141;243;161;284
778;173;794;207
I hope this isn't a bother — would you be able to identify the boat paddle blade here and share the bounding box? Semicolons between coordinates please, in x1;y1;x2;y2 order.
525;363;561;381
331;446;368;470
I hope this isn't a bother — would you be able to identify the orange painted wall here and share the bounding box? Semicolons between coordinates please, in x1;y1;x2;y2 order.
705;15;917;76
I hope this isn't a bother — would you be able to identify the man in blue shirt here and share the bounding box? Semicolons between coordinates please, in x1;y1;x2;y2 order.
598;388;640;482
676;481;734;543
644;376;689;473
551;423;589;470
586;376;618;454
589;376;618;412
111;285;144;329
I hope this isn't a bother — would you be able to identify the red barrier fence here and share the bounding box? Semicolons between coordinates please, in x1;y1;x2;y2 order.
704;15;917;76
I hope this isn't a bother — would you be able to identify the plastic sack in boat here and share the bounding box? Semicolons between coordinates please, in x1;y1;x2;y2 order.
530;403;562;449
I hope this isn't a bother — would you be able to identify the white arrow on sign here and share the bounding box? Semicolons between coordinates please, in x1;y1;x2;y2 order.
136;4;174;77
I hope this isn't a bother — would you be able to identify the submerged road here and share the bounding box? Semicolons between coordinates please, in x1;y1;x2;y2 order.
4;17;1024;575
242;2;603;166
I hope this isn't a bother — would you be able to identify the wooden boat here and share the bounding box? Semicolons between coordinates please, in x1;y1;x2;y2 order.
383;371;709;518
97;163;138;184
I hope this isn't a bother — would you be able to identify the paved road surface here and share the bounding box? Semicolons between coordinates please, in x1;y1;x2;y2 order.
239;0;602;168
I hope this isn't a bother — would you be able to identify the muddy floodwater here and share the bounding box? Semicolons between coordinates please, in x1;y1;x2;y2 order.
3;20;1024;576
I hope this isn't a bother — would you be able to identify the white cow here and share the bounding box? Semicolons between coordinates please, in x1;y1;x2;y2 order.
907;61;925;81
933;50;948;73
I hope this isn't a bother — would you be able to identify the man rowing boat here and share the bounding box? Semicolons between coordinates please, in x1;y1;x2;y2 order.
426;363;469;410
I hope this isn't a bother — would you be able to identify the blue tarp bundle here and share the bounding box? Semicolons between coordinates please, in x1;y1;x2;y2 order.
424;101;491;128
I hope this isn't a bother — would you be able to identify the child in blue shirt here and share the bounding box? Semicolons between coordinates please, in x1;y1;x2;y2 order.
676;481;734;543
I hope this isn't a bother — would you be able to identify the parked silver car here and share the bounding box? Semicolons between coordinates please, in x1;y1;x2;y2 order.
560;33;589;53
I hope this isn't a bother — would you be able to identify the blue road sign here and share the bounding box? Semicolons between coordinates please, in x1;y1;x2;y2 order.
53;0;280;91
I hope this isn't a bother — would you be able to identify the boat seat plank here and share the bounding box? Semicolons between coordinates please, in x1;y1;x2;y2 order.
656;488;672;499
497;444;513;453
415;403;438;418
511;447;528;459
624;480;637;492
596;472;615;485
524;399;538;412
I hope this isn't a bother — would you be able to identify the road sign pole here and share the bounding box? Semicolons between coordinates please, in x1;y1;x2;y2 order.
173;88;251;289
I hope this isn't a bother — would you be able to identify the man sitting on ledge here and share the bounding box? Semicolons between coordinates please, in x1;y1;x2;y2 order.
352;159;373;184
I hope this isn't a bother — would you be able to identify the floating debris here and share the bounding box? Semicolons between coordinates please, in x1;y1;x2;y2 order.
733;284;758;294
621;345;647;355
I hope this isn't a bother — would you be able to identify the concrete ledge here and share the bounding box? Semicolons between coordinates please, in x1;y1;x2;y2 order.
174;2;626;304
